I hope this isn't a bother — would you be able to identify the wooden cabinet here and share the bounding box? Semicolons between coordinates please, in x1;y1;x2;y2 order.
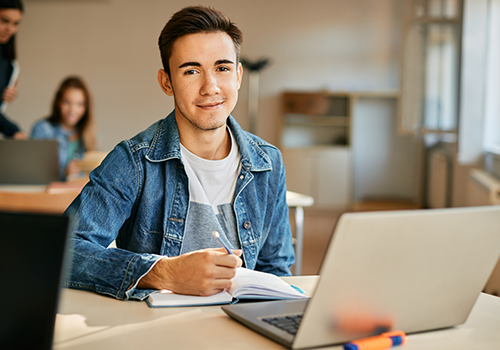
280;91;421;210
280;92;352;209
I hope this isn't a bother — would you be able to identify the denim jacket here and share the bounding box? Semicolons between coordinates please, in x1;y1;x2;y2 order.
64;111;294;300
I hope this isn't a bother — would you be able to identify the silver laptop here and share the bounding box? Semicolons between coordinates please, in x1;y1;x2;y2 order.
222;206;500;349
0;139;59;184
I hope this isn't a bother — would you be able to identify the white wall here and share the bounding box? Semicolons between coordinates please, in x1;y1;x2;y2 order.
9;0;407;152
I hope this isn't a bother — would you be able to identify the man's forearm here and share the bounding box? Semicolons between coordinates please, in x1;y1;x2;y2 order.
137;257;171;290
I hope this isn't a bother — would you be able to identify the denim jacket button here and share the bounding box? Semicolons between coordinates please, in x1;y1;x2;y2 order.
243;221;251;229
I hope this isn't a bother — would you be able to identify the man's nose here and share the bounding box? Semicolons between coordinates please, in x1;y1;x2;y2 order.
200;73;221;96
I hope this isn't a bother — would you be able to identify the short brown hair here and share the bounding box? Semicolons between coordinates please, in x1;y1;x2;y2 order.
158;6;243;77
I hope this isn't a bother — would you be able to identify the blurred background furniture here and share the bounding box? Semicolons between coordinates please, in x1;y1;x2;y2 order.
286;191;314;276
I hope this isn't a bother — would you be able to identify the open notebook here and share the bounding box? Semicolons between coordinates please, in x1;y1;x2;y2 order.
146;267;307;308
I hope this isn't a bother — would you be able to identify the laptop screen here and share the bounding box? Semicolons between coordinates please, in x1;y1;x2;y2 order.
0;140;59;184
0;211;70;349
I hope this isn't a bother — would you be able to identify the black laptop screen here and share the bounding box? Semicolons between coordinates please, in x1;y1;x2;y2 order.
0;211;69;350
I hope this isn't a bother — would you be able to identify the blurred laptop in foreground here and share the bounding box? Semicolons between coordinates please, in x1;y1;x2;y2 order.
0;211;70;349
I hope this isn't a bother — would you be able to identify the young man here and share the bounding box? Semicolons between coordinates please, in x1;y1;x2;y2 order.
65;6;294;301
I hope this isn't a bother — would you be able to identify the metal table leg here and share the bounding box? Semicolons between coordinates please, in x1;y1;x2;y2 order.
294;206;304;276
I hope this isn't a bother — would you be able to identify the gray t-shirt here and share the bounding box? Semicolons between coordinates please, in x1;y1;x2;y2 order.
180;128;242;254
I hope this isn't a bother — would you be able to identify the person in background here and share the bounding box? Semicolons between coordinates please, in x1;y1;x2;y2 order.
0;0;26;139
31;76;96;180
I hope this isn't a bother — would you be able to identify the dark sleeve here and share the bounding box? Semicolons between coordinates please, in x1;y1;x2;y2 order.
0;112;20;137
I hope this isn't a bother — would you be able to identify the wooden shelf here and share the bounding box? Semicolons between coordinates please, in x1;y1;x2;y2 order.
281;91;352;149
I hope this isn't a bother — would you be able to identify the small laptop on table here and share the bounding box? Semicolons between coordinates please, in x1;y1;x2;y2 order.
0;139;59;184
222;205;500;349
0;211;70;350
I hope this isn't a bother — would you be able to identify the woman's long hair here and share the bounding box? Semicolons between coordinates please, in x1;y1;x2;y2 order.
0;0;24;61
47;76;97;151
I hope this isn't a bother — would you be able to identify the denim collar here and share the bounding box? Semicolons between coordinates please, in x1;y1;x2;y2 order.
145;110;273;172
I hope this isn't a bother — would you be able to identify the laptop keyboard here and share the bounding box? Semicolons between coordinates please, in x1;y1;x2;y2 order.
262;314;303;335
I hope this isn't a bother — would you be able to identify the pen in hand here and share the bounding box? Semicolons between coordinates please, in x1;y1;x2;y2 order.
212;230;235;255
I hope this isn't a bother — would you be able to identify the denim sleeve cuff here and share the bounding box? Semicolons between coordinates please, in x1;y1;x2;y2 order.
121;253;164;301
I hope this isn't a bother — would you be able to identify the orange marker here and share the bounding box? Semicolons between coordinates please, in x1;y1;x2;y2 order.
343;330;406;350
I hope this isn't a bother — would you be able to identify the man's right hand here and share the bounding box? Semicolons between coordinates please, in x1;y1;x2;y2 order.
137;248;243;296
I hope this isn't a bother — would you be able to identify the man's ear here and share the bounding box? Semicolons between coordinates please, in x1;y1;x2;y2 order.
236;62;243;90
157;69;174;96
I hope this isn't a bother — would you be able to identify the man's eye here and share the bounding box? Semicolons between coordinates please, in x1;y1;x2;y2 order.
218;67;230;72
184;70;196;75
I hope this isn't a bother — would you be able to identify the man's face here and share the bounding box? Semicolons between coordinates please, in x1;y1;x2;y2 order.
158;31;243;132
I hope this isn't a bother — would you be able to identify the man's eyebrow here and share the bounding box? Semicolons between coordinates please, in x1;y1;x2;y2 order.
178;59;234;69
215;59;234;65
178;61;201;69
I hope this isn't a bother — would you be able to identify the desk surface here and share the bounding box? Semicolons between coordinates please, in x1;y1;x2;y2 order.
0;182;86;214
53;276;500;350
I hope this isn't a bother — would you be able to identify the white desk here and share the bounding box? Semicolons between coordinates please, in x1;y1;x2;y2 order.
53;276;500;350
286;191;314;276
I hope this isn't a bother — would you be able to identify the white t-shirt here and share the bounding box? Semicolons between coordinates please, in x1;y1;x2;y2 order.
179;128;242;254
